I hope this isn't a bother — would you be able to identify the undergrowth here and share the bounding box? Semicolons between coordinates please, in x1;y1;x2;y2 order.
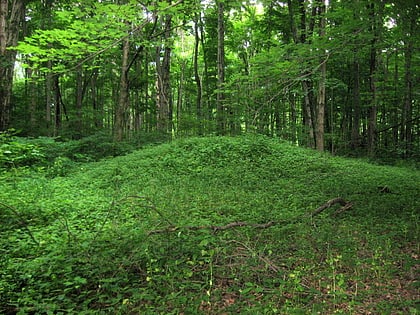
1;135;419;314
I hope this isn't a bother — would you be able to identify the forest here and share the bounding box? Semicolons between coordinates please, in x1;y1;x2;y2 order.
0;0;418;158
0;0;419;314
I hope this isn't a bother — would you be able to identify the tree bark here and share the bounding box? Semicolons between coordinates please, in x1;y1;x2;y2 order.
0;0;24;131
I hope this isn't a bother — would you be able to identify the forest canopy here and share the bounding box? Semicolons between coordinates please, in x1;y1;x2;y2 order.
1;0;419;158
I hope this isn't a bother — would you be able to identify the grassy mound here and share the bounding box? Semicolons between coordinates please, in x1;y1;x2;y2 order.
1;135;419;314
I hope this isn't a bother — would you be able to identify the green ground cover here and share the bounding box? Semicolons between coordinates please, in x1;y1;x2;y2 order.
1;135;419;314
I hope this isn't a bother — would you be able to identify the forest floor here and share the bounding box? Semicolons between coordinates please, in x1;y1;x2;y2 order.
1;135;419;314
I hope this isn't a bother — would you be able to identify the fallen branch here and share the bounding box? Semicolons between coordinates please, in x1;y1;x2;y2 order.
147;198;352;235
310;197;352;217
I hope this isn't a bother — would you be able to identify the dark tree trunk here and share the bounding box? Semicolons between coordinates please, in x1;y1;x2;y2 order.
54;75;61;134
0;0;24;131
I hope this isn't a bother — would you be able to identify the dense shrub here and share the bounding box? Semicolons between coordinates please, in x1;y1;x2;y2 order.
0;130;45;169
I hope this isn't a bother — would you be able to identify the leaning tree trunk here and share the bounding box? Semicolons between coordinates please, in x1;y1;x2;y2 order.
0;0;24;131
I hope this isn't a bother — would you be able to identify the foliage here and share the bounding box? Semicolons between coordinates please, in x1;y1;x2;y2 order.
1;135;418;314
0;130;45;169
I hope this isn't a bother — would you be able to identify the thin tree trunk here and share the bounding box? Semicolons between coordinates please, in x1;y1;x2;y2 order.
367;2;379;156
176;60;184;134
315;1;327;152
26;67;37;135
193;14;203;135
45;64;53;133
401;21;413;157
54;75;61;135
351;58;361;149
74;65;83;138
91;68;102;129
216;0;226;135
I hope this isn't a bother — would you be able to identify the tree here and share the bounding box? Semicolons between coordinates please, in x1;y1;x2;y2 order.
0;0;25;131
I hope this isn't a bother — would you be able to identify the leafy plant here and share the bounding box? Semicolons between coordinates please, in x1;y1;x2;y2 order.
0;130;45;169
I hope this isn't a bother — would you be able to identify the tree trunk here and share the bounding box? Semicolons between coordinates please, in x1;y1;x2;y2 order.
156;14;172;133
216;0;226;135
315;1;326;152
0;0;24;131
367;2;380;156
288;0;315;148
401;19;414;157
91;68;102;129
54;75;61;135
114;34;130;141
74;65;83;138
351;58;361;149
45;63;53;134
193;14;203;135
26;67;37;135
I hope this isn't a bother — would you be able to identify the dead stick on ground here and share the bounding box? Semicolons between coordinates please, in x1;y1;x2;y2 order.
310;197;352;217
